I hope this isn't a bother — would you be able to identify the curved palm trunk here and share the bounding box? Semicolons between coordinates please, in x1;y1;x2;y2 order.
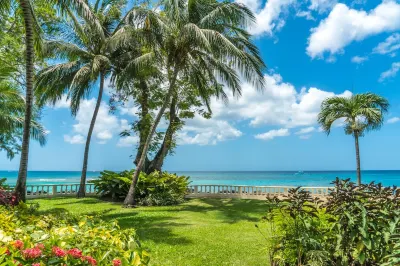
354;132;361;185
15;0;34;202
147;95;178;174
123;70;178;206
77;72;105;198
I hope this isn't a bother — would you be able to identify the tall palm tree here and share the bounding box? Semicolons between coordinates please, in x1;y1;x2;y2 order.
318;93;389;185
36;0;127;197
0;68;47;160
0;0;101;201
116;0;266;206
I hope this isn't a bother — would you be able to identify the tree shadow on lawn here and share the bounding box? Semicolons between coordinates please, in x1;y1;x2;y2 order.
101;212;193;246
179;198;268;224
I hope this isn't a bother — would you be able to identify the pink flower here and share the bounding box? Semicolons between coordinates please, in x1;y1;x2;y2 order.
35;243;45;250
22;248;42;259
52;246;67;257
112;259;122;266
32;263;40;266
82;255;97;266
67;248;82;258
5;249;10;255
13;240;24;250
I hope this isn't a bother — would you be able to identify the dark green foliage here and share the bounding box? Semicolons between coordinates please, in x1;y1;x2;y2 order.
264;178;400;266
90;170;190;206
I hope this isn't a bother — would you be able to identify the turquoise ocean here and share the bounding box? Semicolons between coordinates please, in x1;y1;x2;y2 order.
2;170;400;187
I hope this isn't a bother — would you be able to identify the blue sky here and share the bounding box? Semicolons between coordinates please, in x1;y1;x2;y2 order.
1;0;400;171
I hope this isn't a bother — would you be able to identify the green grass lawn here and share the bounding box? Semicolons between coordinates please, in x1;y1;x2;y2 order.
31;197;269;266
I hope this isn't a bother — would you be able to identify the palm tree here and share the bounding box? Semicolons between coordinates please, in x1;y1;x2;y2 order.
35;0;127;197
318;93;389;185
116;0;266;206
0;69;47;160
0;0;101;201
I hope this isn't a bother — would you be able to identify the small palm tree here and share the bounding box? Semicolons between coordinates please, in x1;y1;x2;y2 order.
318;93;389;185
36;0;127;197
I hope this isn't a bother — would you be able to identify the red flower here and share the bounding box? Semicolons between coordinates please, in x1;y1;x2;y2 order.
82;255;97;266
22;247;42;259
5;249;10;255
35;243;45;250
67;248;82;258
52;246;67;257
32;263;40;266
112;259;122;266
13;240;24;250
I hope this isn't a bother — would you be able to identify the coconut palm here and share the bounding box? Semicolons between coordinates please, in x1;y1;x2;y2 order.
0;0;102;201
35;0;127;197
0;67;46;160
318;93;389;185
115;0;266;206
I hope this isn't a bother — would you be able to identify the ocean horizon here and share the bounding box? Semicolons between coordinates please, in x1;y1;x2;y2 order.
2;170;400;187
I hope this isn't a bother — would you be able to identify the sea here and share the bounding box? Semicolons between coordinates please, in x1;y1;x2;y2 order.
2;170;400;187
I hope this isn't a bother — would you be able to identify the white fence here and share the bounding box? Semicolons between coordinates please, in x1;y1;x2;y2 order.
186;185;332;199
8;184;333;200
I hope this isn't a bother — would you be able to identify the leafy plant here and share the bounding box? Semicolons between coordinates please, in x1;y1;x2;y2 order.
0;203;149;265
91;170;190;206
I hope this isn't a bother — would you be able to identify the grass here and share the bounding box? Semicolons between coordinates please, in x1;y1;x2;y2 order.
31;197;269;266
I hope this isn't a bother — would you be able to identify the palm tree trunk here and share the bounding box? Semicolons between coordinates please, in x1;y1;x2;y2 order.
77;72;105;198
15;0;34;202
147;94;178;174
123;69;179;206
354;132;362;185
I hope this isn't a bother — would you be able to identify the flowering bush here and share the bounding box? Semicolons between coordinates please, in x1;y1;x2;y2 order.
0;204;150;265
0;178;19;207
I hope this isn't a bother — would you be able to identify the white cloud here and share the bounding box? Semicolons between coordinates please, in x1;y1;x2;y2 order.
309;0;337;13
351;55;368;64
296;10;315;20
64;134;85;144
58;98;129;145
177;117;242;145
307;1;400;58
52;94;71;109
117;136;139;147
373;33;400;55
239;0;296;36
255;128;290;140
295;126;315;135
208;73;351;129
387;117;400;124
379;62;400;82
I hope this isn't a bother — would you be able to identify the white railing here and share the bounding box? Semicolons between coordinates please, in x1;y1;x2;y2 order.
9;184;96;199
186;185;332;199
7;184;332;200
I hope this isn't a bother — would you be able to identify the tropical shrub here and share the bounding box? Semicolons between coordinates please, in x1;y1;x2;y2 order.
0;178;19;207
263;178;400;266
91;170;190;206
0;203;149;265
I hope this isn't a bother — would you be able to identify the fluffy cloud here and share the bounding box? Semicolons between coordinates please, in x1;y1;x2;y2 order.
55;97;129;145
255;128;290;140
373;33;400;56
177;117;242;146
208;73;351;129
295;126;316;135
379;62;400;82
236;0;296;36
351;55;368;64
52;94;71;109
117;136;139;147
64;134;85;144
309;0;337;13
307;1;400;58
387;117;400;124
